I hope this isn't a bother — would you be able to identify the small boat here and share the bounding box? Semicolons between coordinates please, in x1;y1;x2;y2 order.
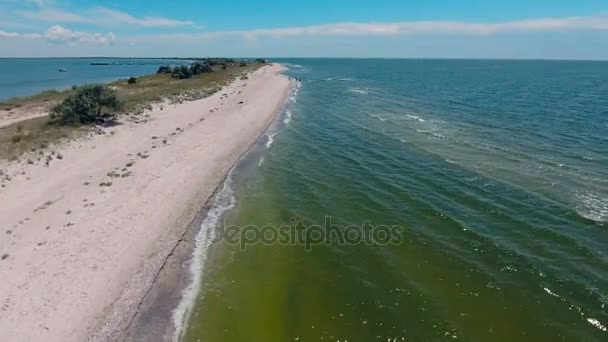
58;69;67;72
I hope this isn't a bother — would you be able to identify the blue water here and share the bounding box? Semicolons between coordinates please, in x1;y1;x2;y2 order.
184;59;608;341
0;58;188;101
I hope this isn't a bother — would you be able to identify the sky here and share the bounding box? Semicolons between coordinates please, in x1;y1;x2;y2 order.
0;0;607;59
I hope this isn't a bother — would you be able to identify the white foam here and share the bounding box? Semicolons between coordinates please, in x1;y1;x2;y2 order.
258;156;265;166
172;175;236;342
348;88;368;95
575;192;608;222
406;114;426;122
366;112;386;122
265;132;277;148
284;63;303;69
543;287;560;297
416;129;445;138
283;110;293;125
587;318;607;331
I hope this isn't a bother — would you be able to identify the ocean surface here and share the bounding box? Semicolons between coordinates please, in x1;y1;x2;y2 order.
179;59;608;342
0;58;188;101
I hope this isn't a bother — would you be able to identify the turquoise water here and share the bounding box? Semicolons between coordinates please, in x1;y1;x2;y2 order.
0;58;188;101
182;59;608;341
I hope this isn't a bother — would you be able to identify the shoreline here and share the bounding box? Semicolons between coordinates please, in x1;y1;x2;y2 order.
0;64;292;342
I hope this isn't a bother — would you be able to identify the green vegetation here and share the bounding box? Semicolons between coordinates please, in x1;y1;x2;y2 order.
128;77;137;84
0;60;266;161
50;85;124;125
0;116;79;161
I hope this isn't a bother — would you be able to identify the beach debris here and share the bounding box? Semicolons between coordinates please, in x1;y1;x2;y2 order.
1;253;9;260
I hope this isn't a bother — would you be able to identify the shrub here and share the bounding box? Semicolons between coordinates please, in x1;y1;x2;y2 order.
239;62;247;67
50;84;124;125
190;62;213;75
128;77;137;84
157;65;173;74
171;65;193;79
221;63;227;70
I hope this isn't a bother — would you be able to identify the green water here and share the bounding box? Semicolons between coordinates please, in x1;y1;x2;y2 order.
182;59;608;341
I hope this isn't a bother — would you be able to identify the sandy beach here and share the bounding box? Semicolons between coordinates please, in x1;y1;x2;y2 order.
0;64;291;342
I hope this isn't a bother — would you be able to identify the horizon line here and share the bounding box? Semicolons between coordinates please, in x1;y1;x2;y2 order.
1;56;608;62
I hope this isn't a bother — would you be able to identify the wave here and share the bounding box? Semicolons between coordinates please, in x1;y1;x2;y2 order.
265;132;277;149
406;114;426;122
283;63;303;69
325;77;355;82
574;192;608;222
283;110;293;125
348;88;369;95
172;173;236;342
416;129;445;138
366;112;387;122
587;318;607;332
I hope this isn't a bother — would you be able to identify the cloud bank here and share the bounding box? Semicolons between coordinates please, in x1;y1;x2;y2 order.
197;13;608;39
0;25;114;44
15;6;196;28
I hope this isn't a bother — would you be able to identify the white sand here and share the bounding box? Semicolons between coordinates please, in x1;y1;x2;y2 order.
0;64;291;342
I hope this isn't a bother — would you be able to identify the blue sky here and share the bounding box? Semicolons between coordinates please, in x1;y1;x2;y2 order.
1;0;607;59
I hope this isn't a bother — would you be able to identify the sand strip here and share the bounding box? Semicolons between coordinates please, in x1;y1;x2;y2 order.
0;64;291;342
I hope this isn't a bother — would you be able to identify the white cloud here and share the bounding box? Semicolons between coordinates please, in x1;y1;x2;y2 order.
199;13;608;39
93;7;195;28
0;29;41;39
0;25;114;44
15;6;196;28
17;8;89;23
44;25;115;44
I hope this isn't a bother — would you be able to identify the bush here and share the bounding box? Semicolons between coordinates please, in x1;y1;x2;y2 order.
239;62;247;67
171;65;193;79
51;84;124;125
157;65;173;74
190;62;213;75
221;63;227;70
128;77;137;84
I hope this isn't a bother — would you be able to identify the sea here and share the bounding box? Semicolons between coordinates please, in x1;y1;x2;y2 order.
2;58;607;341
178;59;608;342
0;58;188;101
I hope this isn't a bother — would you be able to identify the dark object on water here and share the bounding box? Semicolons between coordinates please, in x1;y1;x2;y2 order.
58;69;67;72
90;62;114;66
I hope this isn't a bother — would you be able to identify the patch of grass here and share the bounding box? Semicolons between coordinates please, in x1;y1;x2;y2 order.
112;63;264;112
0;116;82;161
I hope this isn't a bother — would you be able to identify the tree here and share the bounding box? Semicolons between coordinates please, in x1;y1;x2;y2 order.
51;84;124;125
